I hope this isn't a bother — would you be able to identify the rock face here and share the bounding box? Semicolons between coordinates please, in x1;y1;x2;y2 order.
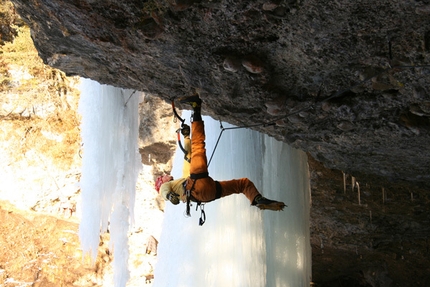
309;157;430;287
11;0;430;186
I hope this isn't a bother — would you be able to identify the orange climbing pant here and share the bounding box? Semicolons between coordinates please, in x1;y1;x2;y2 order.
184;120;260;203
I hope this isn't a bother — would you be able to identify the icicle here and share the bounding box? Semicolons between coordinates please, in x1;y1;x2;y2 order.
78;78;141;286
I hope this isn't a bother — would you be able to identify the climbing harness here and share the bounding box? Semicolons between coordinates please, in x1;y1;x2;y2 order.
184;172;209;225
182;172;222;226
183;177;204;224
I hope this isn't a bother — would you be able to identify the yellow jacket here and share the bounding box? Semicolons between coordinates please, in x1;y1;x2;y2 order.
182;136;191;178
159;178;187;202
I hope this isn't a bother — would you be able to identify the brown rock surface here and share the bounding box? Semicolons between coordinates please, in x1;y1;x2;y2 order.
9;0;430;187
309;156;430;286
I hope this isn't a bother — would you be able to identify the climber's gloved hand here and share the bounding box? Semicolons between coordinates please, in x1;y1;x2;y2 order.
167;192;180;205
181;124;190;137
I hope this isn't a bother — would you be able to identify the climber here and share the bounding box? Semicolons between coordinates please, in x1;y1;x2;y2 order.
154;94;286;213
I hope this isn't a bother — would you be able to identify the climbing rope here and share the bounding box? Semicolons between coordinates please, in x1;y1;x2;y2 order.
123;90;137;107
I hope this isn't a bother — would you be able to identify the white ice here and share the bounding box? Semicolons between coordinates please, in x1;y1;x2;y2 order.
78;78;142;287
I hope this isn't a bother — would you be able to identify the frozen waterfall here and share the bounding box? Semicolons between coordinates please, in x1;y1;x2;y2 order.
78;78;141;287
77;79;311;287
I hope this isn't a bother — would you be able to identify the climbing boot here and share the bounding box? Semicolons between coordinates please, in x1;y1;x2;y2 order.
178;94;202;109
253;195;286;211
178;94;202;121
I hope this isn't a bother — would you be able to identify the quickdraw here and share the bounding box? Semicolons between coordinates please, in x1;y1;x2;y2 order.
184;179;206;226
